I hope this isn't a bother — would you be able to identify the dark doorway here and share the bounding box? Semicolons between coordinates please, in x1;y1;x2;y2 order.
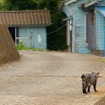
70;31;72;52
86;12;96;51
8;27;15;42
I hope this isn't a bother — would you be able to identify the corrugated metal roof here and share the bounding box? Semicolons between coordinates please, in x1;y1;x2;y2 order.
97;6;105;17
0;10;51;26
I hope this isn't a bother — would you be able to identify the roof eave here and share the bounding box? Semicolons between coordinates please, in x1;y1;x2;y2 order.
59;0;77;10
8;24;52;27
64;0;77;6
84;0;101;8
79;0;101;8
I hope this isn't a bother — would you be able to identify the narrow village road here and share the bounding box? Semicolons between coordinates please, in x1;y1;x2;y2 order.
0;50;105;105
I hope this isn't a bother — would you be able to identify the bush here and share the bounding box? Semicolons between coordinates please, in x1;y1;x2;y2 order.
47;27;67;51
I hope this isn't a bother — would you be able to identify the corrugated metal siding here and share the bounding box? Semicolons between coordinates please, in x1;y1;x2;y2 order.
62;0;90;54
18;27;47;49
98;0;105;5
96;10;104;50
33;28;47;49
0;10;51;26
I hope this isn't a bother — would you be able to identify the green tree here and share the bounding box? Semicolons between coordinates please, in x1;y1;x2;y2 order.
0;0;67;51
1;0;37;10
39;0;63;29
1;0;64;29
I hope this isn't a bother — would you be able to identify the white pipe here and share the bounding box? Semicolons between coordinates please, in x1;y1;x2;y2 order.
67;19;71;52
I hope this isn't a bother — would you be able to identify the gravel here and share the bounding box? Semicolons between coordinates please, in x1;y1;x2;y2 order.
0;50;104;105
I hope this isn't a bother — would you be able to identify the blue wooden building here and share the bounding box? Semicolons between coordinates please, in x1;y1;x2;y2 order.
61;0;105;56
0;10;51;49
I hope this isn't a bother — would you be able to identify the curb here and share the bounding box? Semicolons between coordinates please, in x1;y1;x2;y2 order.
93;86;105;105
94;95;105;105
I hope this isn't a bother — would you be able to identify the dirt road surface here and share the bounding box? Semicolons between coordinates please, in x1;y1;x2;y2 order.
0;50;105;105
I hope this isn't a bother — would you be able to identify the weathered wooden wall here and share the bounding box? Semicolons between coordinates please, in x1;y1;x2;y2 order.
95;7;105;56
0;25;20;65
62;0;105;56
18;27;47;49
62;0;90;54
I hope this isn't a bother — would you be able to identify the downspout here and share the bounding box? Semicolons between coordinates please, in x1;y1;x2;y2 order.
67;19;71;52
63;17;72;52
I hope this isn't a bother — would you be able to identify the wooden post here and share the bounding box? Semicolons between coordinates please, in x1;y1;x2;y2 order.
15;27;17;45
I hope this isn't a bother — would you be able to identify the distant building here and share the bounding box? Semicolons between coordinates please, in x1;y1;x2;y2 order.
0;10;51;49
61;0;105;56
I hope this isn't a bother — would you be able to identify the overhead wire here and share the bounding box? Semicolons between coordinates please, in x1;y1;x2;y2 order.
47;23;66;35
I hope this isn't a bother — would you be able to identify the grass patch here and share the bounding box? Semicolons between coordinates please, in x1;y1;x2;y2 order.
100;58;105;62
16;45;49;52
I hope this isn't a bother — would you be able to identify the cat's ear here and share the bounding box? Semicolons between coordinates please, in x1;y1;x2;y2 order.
92;72;94;74
81;74;85;79
97;72;100;76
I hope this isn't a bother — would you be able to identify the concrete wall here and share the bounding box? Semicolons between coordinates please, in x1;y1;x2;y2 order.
0;25;20;64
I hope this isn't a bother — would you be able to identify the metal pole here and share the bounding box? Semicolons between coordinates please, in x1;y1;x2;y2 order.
15;27;17;45
67;19;71;52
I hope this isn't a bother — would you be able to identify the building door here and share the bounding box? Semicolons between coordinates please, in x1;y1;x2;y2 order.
8;27;15;42
86;12;96;51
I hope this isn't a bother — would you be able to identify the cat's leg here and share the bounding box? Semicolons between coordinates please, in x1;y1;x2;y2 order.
88;85;91;92
82;82;87;94
83;87;87;94
93;84;97;92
